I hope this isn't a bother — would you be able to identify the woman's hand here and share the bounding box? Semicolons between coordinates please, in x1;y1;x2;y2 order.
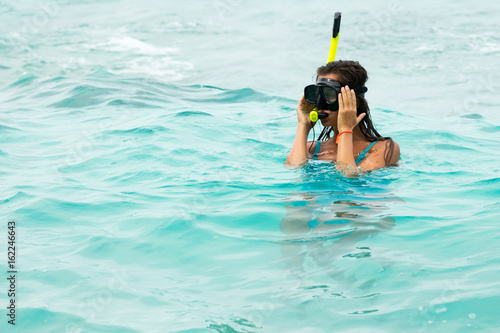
337;86;366;132
285;95;316;167
296;95;315;128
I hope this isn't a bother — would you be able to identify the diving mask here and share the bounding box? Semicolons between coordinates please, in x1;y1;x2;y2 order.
304;78;368;112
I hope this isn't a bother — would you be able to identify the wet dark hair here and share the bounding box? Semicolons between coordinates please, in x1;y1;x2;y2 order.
314;60;394;165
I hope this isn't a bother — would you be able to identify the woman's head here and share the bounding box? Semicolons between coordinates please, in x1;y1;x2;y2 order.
317;60;368;90
315;60;383;142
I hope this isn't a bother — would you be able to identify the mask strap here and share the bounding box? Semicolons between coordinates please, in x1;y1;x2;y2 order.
353;86;368;97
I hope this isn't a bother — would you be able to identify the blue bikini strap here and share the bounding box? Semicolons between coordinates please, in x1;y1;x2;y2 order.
312;141;321;160
355;141;377;164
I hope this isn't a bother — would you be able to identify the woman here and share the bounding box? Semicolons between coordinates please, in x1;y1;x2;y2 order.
285;60;400;175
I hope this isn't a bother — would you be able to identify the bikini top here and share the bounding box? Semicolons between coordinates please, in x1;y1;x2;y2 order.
311;140;377;165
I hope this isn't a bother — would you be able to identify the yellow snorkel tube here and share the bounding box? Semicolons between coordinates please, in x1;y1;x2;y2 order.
310;12;342;123
327;12;342;63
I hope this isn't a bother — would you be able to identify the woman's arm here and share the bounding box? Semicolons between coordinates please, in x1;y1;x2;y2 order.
285;96;315;168
336;131;357;175
335;86;366;176
285;123;312;167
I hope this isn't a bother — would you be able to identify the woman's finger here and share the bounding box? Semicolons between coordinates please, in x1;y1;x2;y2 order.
342;87;349;111
338;89;344;111
350;89;356;111
299;95;313;112
344;86;351;110
347;86;354;111
299;94;306;107
356;113;366;124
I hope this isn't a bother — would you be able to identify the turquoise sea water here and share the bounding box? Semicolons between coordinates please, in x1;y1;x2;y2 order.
1;0;500;332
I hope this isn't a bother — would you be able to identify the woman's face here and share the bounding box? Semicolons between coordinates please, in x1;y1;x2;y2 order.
317;73;342;128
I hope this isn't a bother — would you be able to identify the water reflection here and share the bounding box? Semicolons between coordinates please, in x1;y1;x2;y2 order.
280;167;398;280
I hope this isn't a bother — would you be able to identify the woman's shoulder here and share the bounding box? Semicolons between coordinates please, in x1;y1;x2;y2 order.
371;138;400;165
359;138;400;170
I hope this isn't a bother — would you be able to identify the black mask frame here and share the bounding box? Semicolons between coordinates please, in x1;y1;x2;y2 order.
304;78;368;111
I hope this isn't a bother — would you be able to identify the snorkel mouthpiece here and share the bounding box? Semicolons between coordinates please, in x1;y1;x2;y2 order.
310;108;319;122
309;108;329;122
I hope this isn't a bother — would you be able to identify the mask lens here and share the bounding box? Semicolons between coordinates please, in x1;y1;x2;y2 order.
304;85;320;104
322;86;338;103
